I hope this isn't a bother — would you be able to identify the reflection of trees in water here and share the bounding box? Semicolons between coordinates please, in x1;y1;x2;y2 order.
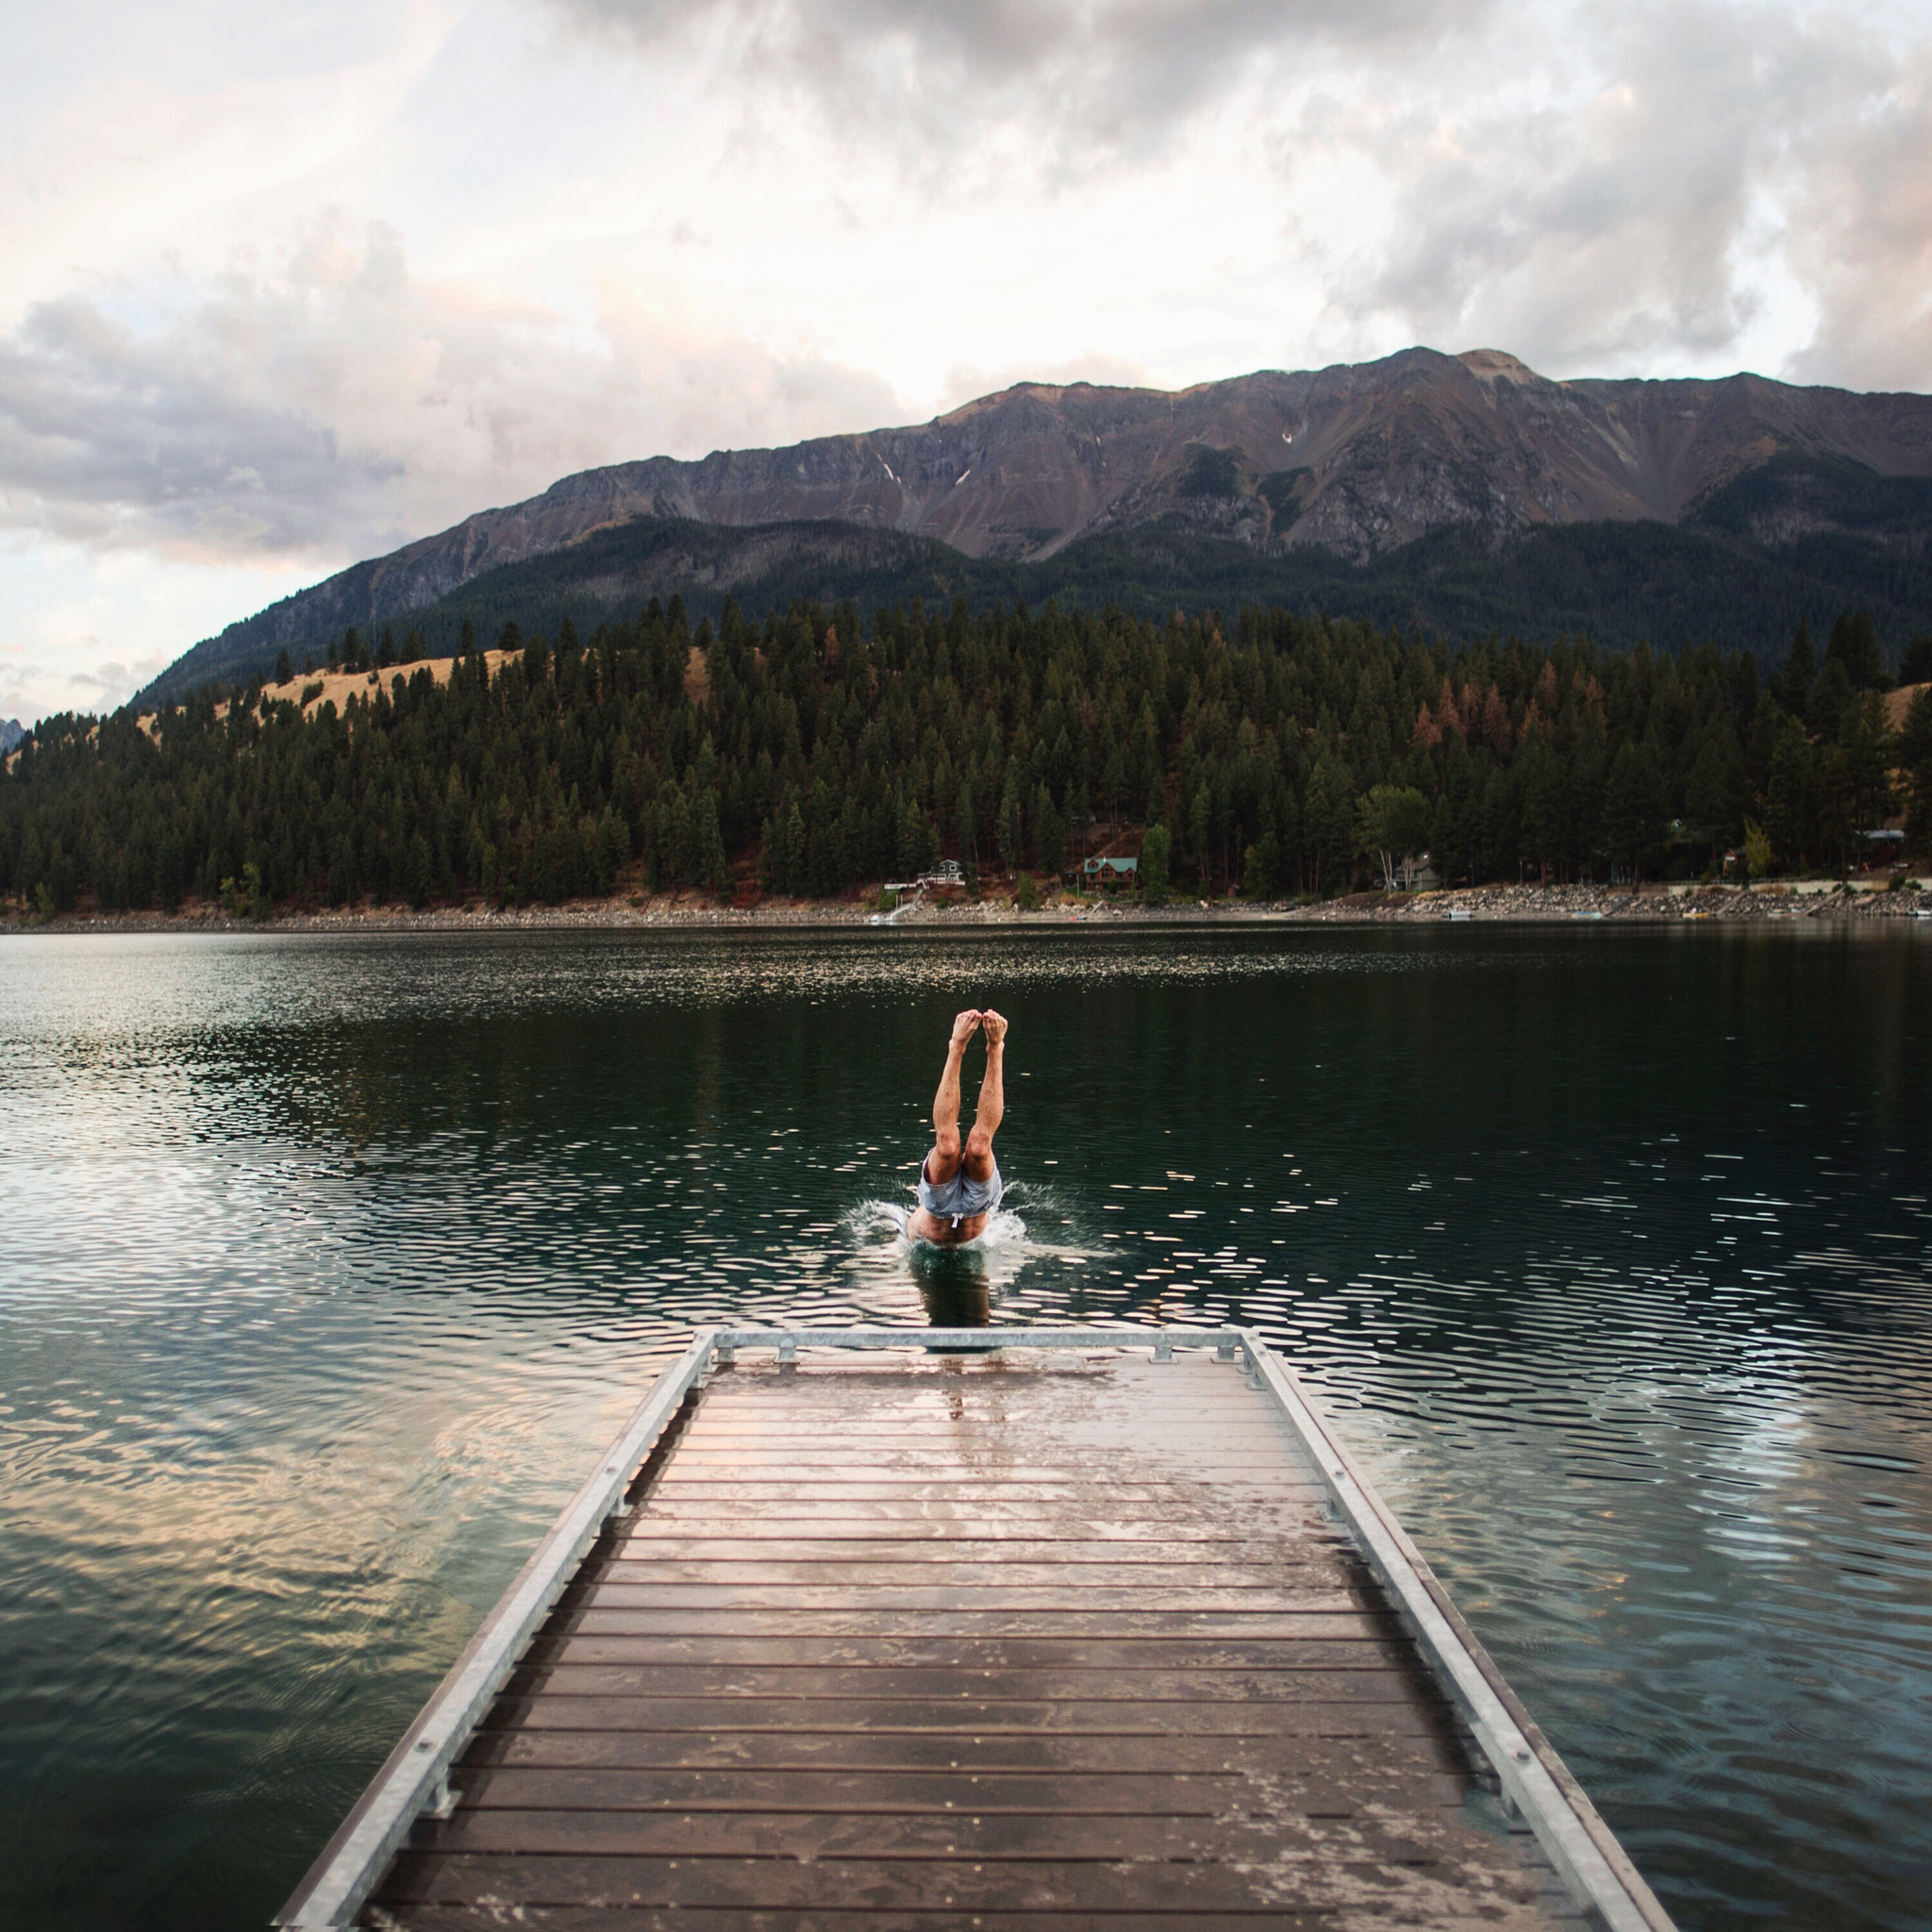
190;1004;742;1158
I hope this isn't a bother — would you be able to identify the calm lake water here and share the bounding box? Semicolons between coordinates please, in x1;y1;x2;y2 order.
2;925;1928;1930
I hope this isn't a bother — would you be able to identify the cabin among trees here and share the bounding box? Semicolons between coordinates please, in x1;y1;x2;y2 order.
2;594;1929;915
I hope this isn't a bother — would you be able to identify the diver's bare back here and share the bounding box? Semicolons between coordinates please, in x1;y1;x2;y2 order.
908;1009;1008;1245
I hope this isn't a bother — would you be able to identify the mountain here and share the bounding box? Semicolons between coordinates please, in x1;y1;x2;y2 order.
0;719;23;754
138;347;1932;706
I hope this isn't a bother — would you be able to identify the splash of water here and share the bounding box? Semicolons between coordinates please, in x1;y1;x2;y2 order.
846;1196;1029;1254
841;1182;1091;1324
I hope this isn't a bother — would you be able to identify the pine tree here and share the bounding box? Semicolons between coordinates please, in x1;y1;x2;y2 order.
1033;782;1065;874
996;770;1025;873
1778;622;1815;716
1139;824;1171;903
896;800;929;878
1188;781;1212;889
691;787;726;896
1764;723;1810;868
955;779;977;883
1826;610;1883;692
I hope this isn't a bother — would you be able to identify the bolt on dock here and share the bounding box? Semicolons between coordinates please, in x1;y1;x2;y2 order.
278;1328;1675;1929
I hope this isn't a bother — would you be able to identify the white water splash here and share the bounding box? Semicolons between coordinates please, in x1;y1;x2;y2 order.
841;1185;1091;1321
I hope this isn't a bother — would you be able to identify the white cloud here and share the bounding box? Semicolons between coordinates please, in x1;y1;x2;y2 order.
0;215;908;570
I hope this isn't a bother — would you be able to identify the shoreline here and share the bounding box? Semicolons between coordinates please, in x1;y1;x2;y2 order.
4;878;1929;935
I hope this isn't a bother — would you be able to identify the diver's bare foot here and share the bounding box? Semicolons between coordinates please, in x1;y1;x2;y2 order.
980;1009;1008;1049
949;1009;982;1051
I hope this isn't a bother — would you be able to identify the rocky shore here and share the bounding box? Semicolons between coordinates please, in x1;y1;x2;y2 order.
1288;878;1932;924
4;877;1929;935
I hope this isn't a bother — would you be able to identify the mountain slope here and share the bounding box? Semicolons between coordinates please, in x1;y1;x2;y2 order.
139;347;1932;704
325;474;1932;671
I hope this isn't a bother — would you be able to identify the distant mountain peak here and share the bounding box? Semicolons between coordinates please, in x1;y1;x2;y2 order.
1457;348;1547;385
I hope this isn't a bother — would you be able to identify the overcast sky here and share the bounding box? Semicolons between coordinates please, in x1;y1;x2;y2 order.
3;0;1929;722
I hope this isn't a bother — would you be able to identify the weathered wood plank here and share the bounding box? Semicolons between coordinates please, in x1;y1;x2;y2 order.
667;1449;1307;1463
563;1607;1388;1638
411;1807;1508;1862
623;1504;1331;1527
528;1635;1407;1670
385;1907;1352;1928
585;1585;1370;1611
641;1480;1334;1501
371;1849;1556;1915
483;1695;1444;1738
454;1726;1470;1776
658;1434;1304;1452
593;1559;1345;1589
499;1664;1422;1705
452;1767;1469;1813
608;1537;1327;1560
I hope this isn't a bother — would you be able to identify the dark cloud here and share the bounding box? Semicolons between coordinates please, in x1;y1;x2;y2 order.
0;294;400;559
561;0;1932;392
1308;1;1927;386
1786;40;1932;391
553;0;1495;161
0;219;907;566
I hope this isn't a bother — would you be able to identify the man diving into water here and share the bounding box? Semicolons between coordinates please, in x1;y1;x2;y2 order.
909;1009;1008;1245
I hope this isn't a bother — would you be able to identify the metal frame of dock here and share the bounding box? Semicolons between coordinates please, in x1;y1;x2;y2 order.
278;1327;1676;1929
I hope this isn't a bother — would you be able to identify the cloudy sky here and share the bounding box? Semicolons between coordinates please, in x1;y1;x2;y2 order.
3;0;1929;722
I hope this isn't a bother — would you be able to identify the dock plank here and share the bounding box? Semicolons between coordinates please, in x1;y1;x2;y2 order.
499;1664;1423;1703
453;1767;1470;1812
563;1608;1387;1638
373;1849;1565;1919
484;1695;1442;1738
456;1726;1472;1776
528;1635;1409;1669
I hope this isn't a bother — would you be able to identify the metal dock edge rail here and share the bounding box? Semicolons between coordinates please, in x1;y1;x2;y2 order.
276;1325;1676;1931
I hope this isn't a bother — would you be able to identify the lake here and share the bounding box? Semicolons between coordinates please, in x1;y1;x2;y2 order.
1;924;1928;1929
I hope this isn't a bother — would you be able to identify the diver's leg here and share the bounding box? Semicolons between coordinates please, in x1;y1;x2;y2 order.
925;1009;981;1183
963;1009;1006;1179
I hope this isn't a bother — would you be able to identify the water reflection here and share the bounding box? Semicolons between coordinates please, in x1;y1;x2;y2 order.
0;926;1927;1931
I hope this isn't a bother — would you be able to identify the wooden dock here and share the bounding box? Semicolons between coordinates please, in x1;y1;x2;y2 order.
278;1328;1675;1929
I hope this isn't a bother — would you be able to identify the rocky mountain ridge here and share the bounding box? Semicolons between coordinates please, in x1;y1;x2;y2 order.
142;346;1932;703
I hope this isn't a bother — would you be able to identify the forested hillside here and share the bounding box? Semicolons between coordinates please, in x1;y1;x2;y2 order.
7;595;1931;917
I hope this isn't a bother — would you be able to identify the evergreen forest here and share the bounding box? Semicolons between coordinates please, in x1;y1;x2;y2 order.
6;595;1932;918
